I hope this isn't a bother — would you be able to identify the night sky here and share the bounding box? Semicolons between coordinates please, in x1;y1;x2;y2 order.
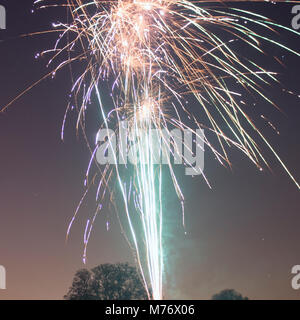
0;0;299;300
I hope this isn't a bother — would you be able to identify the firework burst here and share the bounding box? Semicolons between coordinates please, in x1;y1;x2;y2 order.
5;0;300;299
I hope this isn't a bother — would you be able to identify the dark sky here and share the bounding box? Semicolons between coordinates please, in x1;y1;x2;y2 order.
0;0;300;300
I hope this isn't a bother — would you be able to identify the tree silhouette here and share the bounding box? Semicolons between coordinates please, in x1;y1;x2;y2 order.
64;263;148;300
212;289;249;300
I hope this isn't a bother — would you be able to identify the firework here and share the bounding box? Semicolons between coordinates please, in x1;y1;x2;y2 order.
7;0;300;299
